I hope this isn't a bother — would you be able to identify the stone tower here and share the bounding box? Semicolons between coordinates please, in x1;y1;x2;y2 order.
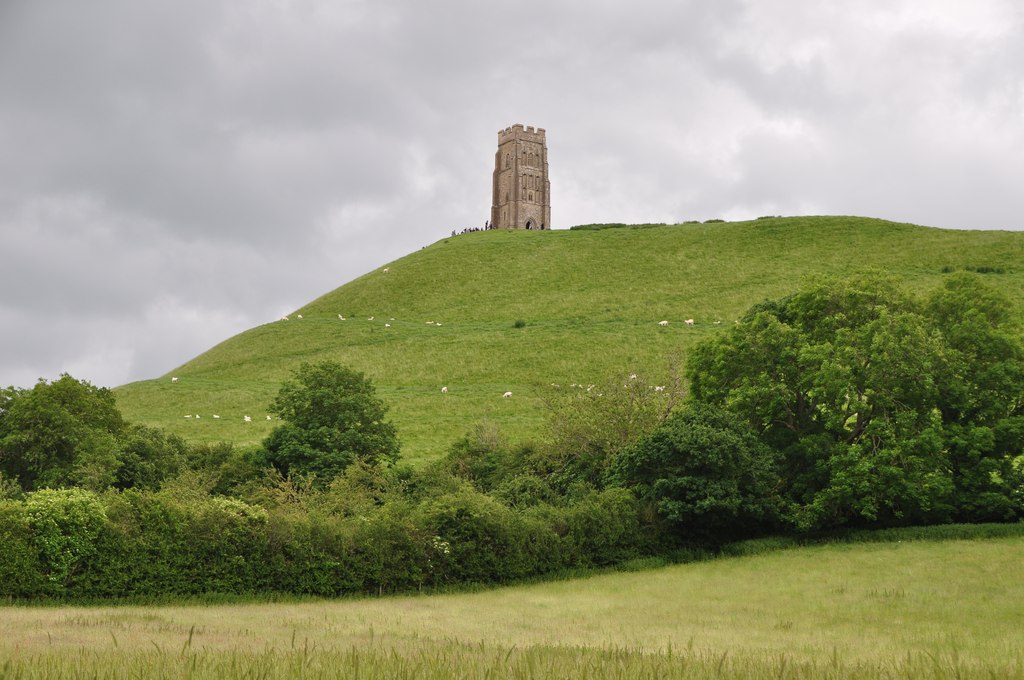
491;124;550;230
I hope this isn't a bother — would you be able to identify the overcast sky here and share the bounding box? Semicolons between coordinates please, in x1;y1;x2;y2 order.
2;0;1023;390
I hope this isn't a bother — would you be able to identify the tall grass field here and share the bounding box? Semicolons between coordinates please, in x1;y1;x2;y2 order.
2;536;1022;678
113;217;1024;463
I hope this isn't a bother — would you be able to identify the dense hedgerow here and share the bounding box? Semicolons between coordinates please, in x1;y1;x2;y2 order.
0;480;647;598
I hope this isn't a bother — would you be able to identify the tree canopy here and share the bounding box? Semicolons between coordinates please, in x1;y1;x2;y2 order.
262;361;400;482
0;375;186;492
687;272;1024;530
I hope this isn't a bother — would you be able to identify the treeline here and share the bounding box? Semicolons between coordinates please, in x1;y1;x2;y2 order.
1;272;1023;599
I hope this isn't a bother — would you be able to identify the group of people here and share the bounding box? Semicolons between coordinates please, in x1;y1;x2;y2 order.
451;220;546;236
452;220;497;236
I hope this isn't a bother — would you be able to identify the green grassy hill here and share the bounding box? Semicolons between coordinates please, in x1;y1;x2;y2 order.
115;216;1024;463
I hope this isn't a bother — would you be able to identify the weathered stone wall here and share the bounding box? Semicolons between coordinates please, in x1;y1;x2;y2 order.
491;124;551;230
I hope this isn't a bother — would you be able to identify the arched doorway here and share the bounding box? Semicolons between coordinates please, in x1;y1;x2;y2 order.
525;220;534;230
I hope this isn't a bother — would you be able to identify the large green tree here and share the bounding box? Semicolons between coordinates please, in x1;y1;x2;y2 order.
688;273;1024;531
262;361;400;482
0;375;124;490
0;375;185;492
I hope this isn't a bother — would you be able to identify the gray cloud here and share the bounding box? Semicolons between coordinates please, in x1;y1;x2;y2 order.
1;0;1022;389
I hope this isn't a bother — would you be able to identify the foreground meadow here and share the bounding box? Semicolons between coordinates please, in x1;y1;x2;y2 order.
2;537;1022;678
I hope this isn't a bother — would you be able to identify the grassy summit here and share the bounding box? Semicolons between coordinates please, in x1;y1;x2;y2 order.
115;216;1024;463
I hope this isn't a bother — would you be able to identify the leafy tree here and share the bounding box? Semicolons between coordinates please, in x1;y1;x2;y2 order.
608;403;781;543
926;273;1024;520
688;273;1024;530
262;361;399;482
0;375;125;491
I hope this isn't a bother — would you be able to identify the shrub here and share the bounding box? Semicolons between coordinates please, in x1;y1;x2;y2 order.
608;404;782;544
24;488;107;591
559;488;645;566
0;500;45;596
414;488;535;584
265;510;360;596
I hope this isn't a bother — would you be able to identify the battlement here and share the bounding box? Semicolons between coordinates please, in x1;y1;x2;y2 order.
498;124;547;144
492;123;551;231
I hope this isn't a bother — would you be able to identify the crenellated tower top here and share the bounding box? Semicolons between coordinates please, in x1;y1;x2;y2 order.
491;124;550;230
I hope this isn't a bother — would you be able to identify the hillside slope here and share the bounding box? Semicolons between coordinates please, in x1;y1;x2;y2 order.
115;216;1024;462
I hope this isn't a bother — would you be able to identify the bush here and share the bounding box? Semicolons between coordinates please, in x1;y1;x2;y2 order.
414;488;537;584
557;488;645;566
24;488;107;592
608;404;782;544
0;501;45;596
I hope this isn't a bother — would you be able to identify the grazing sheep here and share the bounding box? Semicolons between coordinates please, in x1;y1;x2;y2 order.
244;415;252;423
281;315;289;321
266;415;272;420
383;267;390;273
658;320;669;327
685;319;695;326
368;316;374;321
502;391;512;398
385;323;391;328
212;415;220;419
338;314;346;320
441;386;448;394
171;376;178;383
297;314;303;319
184;415;192;419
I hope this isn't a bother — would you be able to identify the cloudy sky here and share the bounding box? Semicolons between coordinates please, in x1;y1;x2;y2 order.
2;0;1023;390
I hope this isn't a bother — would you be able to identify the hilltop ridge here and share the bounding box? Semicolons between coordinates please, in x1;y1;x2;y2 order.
115;216;1024;462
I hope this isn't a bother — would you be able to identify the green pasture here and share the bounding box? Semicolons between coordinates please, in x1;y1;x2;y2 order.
3;535;1022;678
114;217;1024;463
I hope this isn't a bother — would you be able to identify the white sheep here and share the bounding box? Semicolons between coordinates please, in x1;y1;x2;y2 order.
266;415;272;420
281;315;289;321
385;323;391;328
502;391;513;398
338;314;346;320
658;320;669;327
171;376;179;383
212;414;220;419
685;319;695;326
441;386;448;394
297;314;303;319
243;415;252;423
